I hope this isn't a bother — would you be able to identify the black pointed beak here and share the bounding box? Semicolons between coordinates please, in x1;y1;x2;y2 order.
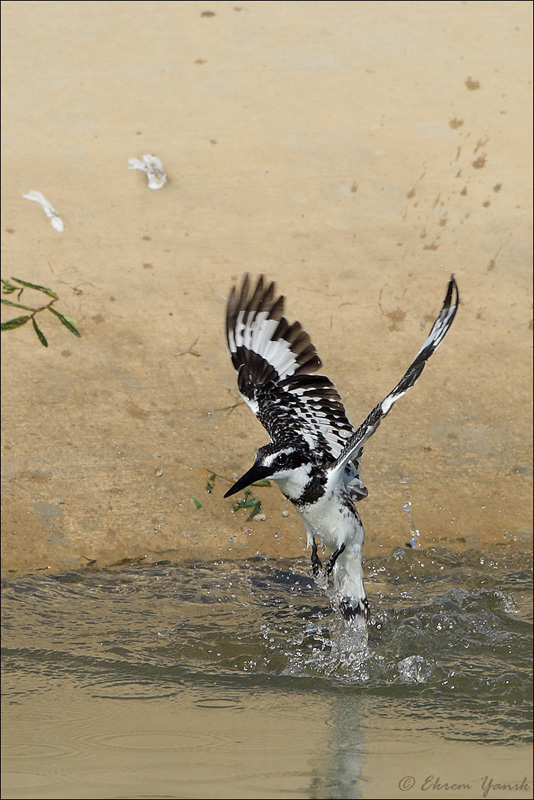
224;463;273;498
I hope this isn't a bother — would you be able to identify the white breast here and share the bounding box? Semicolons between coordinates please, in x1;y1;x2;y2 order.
299;488;364;552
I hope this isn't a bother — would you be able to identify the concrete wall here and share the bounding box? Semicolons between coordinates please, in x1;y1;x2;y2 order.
1;1;532;573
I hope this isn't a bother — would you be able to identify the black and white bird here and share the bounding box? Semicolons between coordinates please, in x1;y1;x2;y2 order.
224;274;459;622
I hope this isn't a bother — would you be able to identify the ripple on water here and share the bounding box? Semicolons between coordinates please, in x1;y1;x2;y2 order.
2;546;532;744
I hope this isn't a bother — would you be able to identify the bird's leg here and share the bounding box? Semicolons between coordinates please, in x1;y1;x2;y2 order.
324;542;346;576
312;540;346;580
310;538;322;576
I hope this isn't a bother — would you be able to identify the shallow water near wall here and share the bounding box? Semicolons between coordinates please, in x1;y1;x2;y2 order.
2;547;532;799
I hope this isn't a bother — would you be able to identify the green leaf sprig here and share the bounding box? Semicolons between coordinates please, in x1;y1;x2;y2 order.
232;488;263;521
1;277;81;347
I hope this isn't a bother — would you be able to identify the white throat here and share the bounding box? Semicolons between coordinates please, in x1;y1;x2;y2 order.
273;464;313;501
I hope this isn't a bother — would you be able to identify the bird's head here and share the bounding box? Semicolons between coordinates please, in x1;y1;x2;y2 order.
224;443;310;498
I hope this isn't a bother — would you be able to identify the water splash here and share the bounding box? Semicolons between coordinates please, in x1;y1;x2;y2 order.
397;654;434;683
401;477;421;548
284;612;371;682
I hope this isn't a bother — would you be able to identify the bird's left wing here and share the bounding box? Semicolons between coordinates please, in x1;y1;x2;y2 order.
329;275;460;481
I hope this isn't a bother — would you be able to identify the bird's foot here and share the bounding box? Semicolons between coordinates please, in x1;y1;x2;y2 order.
311;541;347;583
324;542;346;576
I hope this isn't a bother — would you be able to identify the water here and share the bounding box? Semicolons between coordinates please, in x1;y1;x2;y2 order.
2;547;532;799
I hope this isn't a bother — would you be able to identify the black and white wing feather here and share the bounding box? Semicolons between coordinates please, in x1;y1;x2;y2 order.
330;275;460;481
226;274;356;463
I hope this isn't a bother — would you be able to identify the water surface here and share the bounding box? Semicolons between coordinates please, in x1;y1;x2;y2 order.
2;547;532;798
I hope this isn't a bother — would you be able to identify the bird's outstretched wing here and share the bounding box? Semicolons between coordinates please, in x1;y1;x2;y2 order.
329;275;460;481
226;274;356;462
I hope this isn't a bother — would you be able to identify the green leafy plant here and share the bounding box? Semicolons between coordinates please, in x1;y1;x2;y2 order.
1;277;81;347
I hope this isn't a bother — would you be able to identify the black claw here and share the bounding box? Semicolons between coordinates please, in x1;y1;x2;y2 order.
324;542;346;576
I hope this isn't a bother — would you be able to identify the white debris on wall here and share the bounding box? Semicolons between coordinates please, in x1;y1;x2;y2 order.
22;190;64;231
128;154;167;190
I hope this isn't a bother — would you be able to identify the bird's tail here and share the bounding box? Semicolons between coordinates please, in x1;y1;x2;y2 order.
330;539;370;624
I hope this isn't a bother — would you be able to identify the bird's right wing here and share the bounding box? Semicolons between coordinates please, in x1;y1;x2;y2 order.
226;274;357;461
329;275;459;481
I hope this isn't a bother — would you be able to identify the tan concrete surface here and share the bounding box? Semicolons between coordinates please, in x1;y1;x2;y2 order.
1;0;532;574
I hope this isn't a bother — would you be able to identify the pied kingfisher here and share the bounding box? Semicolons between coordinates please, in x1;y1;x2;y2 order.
224;274;459;621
